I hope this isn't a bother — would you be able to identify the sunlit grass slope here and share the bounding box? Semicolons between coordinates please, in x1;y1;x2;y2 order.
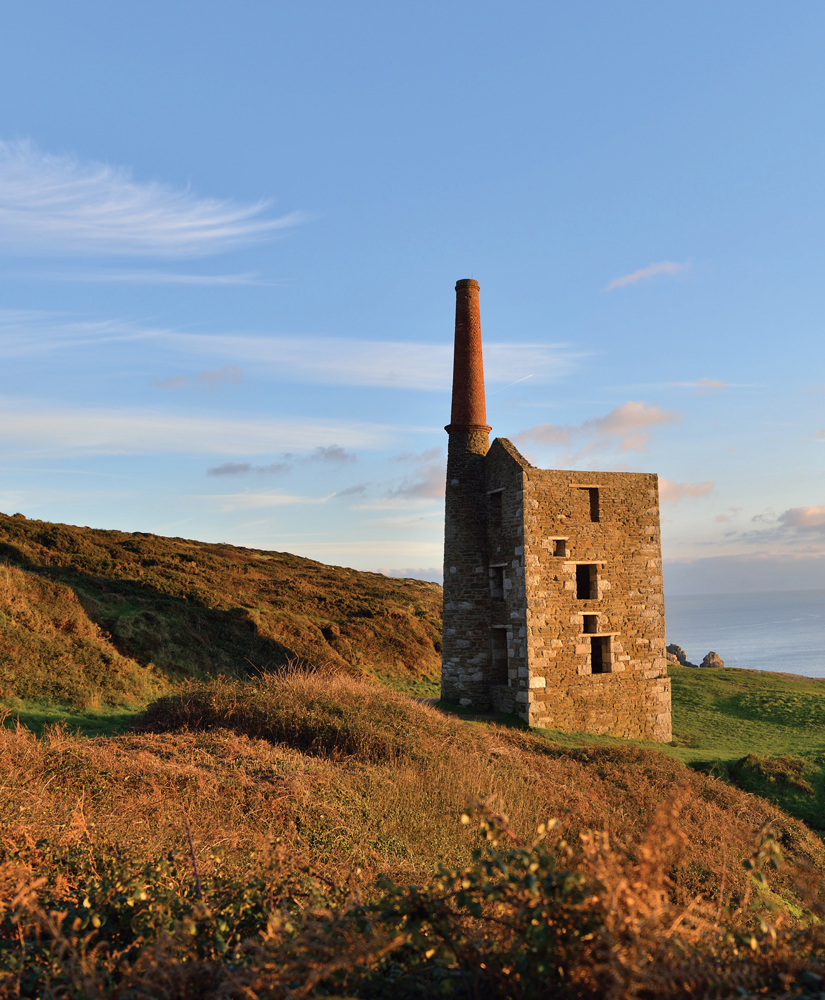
0;511;442;718
0;562;165;711
668;665;825;828
669;665;825;760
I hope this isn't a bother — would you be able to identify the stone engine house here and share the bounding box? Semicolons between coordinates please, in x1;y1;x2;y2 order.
442;279;672;742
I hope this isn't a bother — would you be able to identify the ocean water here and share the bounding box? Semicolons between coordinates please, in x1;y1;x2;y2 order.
665;591;825;678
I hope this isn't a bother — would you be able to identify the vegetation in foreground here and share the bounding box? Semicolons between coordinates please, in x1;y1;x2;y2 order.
3;672;825;997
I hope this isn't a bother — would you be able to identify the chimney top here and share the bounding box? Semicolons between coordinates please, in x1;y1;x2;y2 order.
446;278;491;434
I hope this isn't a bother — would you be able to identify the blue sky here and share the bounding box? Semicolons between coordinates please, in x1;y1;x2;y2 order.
1;1;824;595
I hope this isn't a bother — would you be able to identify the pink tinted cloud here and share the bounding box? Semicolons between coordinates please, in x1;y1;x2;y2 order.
515;401;680;458
715;506;742;523
778;505;825;533
659;479;714;505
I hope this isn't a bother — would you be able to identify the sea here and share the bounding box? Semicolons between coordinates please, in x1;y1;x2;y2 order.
666;590;825;679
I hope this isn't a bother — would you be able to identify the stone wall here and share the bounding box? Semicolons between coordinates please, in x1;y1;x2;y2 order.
483;439;671;742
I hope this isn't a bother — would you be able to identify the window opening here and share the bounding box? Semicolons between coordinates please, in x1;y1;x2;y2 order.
591;635;611;674
490;565;505;599
490;628;509;686
576;564;597;600
582;614;598;634
553;539;566;557
489;490;502;528
588;488;600;523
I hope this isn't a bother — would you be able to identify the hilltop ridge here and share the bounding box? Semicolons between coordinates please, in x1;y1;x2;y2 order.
0;511;441;707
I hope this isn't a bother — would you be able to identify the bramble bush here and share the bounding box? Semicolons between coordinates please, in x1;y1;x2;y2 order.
2;797;825;999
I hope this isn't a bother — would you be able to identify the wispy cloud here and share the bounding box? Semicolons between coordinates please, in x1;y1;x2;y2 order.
670;377;728;395
160;334;578;391
206;445;356;477
0;311;161;358
333;483;369;498
0;139;304;257
153;375;190;391
197;366;243;390
0;397;390;456
307;445;357;464
0;311;579;390
514;401;680;460
659;479;714;505
715;506;743;523
207;461;291;477
211;492;330;512
11;269;276;286
606;260;689;291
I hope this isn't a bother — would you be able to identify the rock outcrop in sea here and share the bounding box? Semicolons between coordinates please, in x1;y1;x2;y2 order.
666;643;699;668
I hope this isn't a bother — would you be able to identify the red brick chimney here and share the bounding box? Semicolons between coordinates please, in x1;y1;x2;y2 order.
446;279;491;433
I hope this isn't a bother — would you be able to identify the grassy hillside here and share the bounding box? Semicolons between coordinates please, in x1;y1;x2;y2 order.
3;672;825;996
3;515;825;992
669;665;825;829
0;511;441;716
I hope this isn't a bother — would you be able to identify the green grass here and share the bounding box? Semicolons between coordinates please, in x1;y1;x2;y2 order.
372;672;441;699
1;697;147;736
664;666;825;828
667;665;825;763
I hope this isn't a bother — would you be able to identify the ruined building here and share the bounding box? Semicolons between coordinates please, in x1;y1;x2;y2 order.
442;279;672;742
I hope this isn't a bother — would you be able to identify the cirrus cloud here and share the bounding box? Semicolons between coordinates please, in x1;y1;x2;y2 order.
0;139;304;257
0;397;388;456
